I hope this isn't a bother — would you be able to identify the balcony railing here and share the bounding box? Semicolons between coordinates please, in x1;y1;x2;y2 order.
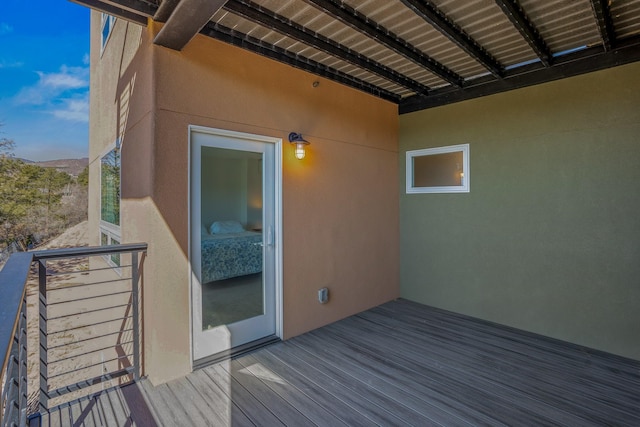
0;244;146;426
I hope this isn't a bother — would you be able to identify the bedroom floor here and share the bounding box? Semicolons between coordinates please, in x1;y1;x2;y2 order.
201;273;263;329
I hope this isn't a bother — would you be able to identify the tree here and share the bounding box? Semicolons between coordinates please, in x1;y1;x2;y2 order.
0;125;85;252
77;166;89;187
0;123;15;157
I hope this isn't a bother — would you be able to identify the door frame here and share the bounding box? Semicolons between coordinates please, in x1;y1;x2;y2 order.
187;125;283;368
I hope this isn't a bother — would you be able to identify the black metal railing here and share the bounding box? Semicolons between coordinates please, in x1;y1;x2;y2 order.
0;244;146;426
0;253;31;427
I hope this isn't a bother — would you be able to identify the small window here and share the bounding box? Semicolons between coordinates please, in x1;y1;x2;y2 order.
101;13;116;52
406;144;470;193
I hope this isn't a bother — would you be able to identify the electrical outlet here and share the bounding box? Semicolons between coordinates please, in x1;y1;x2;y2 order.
318;287;329;304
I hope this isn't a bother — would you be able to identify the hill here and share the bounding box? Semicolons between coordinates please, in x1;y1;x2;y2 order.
29;158;89;177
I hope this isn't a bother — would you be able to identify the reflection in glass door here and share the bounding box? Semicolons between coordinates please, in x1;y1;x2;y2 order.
190;128;279;362
200;147;264;329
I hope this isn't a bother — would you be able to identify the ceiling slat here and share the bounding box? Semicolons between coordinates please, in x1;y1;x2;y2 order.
224;0;430;95
401;35;640;113
590;0;617;51
398;0;503;77
199;22;401;103
301;0;463;87
494;0;553;66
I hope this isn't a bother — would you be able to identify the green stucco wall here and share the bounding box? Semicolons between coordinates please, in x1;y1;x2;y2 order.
399;62;640;360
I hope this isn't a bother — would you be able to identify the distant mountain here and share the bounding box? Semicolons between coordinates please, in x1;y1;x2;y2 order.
29;158;89;177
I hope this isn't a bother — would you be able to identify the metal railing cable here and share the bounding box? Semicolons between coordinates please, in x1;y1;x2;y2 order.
0;244;146;426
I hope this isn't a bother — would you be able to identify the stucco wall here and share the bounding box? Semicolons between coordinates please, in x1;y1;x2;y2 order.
400;62;640;360
88;13;154;245
91;19;400;384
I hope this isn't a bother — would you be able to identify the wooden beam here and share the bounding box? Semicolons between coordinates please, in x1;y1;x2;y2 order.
590;0;616;51
399;0;503;77
154;0;228;50
224;0;430;95
70;0;151;25
400;36;640;113
301;0;463;87
494;0;553;66
199;22;401;103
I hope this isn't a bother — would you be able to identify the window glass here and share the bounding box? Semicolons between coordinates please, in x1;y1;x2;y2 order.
101;13;115;51
406;144;470;193
101;148;120;226
110;237;121;266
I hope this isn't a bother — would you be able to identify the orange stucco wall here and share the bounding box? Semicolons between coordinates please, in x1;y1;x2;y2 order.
91;16;399;385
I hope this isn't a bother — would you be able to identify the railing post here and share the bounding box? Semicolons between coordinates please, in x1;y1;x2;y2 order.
131;251;140;381
37;260;48;413
18;294;28;426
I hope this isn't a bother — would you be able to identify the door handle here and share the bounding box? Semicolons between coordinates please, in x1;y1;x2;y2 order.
267;226;274;247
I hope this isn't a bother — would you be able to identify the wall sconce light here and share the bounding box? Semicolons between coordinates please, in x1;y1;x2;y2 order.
288;132;310;160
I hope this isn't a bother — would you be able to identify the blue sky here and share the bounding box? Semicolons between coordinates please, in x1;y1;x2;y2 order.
1;0;90;161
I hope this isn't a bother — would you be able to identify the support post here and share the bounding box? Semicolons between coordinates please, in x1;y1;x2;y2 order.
37;260;48;413
131;251;140;381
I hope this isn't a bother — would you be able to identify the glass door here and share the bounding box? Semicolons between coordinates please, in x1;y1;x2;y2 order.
190;128;278;361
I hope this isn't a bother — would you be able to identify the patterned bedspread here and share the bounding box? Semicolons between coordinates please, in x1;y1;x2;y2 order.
201;231;263;283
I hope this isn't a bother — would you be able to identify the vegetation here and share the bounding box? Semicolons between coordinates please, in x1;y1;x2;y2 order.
0;125;87;256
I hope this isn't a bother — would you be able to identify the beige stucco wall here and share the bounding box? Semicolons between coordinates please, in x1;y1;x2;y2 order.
90;17;400;385
88;13;154;244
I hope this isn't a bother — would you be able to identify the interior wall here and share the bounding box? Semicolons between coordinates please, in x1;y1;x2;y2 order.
200;156;246;229
139;23;399;384
399;61;640;360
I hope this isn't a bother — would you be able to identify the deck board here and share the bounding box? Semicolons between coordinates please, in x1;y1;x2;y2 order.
36;299;640;426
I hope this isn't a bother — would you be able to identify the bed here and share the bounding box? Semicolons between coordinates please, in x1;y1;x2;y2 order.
200;222;263;283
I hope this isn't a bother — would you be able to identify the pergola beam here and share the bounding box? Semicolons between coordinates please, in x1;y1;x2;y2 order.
399;0;503;77
494;0;553;66
70;0;151;24
199;22;401;103
225;0;430;95
590;0;616;51
153;0;181;22
154;0;228;50
301;0;463;87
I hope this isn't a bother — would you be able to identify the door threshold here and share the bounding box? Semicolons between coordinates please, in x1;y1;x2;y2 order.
193;335;280;370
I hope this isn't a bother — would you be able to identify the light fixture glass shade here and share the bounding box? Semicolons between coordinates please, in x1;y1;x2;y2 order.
288;132;309;160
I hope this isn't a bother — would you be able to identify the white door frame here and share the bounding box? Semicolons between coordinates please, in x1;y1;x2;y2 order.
187;125;283;367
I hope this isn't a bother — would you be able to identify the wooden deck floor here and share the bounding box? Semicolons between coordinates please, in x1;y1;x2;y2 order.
38;299;640;426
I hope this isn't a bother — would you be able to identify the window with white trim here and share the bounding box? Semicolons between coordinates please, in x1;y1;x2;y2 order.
100;143;121;266
406;144;470;193
101;13;116;52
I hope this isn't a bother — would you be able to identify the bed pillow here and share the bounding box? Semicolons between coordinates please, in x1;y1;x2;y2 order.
210;220;245;234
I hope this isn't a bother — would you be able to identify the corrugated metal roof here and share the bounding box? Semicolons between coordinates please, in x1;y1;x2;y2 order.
611;0;640;38
79;0;640;111
519;0;602;52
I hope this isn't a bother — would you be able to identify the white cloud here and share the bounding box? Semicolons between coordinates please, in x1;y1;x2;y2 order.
0;23;13;35
82;53;90;65
38;65;88;90
51;97;89;123
14;65;89;105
